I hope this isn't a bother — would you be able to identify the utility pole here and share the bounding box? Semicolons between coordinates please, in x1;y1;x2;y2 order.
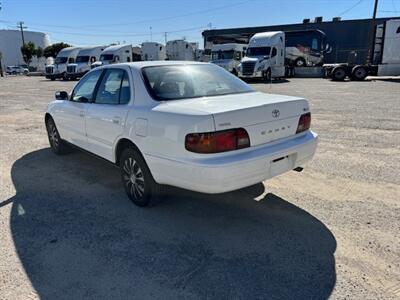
0;51;4;77
150;26;152;42
18;21;27;46
164;32;167;44
366;0;379;64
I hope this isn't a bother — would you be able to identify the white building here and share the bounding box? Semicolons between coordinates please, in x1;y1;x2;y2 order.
0;29;51;71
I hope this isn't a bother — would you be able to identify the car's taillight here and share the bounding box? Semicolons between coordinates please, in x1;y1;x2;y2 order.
296;112;311;134
185;128;250;153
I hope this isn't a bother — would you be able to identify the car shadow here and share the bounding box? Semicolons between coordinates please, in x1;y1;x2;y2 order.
8;148;336;299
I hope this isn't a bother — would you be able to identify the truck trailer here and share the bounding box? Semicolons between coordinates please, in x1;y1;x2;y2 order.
141;42;166;61
323;19;400;81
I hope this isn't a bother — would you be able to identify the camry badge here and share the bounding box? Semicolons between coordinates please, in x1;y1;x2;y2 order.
272;109;280;118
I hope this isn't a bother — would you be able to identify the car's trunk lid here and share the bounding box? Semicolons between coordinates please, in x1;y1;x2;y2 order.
158;92;309;146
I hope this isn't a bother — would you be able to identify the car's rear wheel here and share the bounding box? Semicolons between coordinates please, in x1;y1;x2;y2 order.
46;117;70;154
120;148;163;207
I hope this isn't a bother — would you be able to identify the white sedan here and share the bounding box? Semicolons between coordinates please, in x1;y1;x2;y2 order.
45;61;318;206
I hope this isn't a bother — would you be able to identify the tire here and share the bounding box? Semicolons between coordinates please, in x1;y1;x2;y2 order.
351;65;367;81
262;68;271;83
46;117;70;154
50;77;55;81
332;66;346;81
295;57;306;67
62;73;69;81
119;148;163;207
231;68;238;76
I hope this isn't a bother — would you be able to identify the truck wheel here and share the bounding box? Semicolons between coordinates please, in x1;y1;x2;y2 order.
231;69;238;76
119;148;164;207
351;66;367;81
332;67;346;81
262;69;271;82
50;77;55;81
295;57;306;67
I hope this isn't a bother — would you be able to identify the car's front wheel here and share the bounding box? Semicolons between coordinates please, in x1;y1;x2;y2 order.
46;117;69;154
120;148;162;207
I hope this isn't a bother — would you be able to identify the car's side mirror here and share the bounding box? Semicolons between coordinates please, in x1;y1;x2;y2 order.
55;91;69;100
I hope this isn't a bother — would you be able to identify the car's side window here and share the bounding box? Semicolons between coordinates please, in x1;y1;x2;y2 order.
71;69;102;102
94;69;131;105
120;72;131;104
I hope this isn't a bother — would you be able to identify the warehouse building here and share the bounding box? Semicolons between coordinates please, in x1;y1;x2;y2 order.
0;29;51;71
202;17;400;64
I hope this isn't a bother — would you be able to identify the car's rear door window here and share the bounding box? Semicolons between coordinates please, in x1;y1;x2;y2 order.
94;69;131;104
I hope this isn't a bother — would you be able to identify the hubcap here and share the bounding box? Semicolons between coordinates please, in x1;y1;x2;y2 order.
48;123;59;147
123;157;145;199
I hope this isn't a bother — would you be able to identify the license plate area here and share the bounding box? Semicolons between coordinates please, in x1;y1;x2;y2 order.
269;153;296;177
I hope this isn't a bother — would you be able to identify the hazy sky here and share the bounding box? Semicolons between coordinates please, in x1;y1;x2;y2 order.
0;0;399;47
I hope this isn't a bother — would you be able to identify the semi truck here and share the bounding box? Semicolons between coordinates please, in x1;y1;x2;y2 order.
210;43;246;75
91;44;134;69
45;47;81;80
239;31;285;81
323;19;400;81
141;42;166;61
66;45;105;80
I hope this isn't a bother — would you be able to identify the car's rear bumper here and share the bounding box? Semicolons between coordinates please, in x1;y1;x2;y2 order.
146;131;318;194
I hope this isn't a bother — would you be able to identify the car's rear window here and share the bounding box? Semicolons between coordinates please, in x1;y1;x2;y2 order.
142;64;254;101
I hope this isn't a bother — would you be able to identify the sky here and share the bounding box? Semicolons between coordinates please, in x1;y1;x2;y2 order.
0;0;399;47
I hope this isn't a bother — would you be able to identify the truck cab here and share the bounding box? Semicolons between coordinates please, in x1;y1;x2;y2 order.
66;46;105;80
91;44;133;69
45;47;81;80
239;31;285;81
211;43;246;76
141;42;166;61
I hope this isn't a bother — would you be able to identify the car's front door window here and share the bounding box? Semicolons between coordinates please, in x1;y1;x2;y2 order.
71;69;102;102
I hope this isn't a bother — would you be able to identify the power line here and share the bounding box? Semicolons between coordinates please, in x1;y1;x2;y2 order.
338;0;365;17
27;24;209;38
3;0;252;29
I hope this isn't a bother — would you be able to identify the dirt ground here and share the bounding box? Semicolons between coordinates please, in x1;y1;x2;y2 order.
0;75;399;299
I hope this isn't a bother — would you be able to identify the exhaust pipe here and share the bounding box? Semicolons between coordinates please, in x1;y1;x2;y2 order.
293;167;303;172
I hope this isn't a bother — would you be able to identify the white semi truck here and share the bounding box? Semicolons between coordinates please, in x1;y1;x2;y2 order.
141;42;166;61
324;19;400;80
45;47;81;80
66;45;105;80
210;43;246;75
239;31;285;81
166;40;198;61
91;44;134;69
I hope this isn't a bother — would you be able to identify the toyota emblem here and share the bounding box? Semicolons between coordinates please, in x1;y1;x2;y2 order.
272;109;280;118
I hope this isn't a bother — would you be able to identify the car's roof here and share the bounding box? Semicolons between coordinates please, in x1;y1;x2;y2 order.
117;60;209;69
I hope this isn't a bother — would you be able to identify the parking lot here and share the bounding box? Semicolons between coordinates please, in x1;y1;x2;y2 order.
0;75;399;299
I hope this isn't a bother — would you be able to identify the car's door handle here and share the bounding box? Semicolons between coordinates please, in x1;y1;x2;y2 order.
79;111;85;117
112;116;121;124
